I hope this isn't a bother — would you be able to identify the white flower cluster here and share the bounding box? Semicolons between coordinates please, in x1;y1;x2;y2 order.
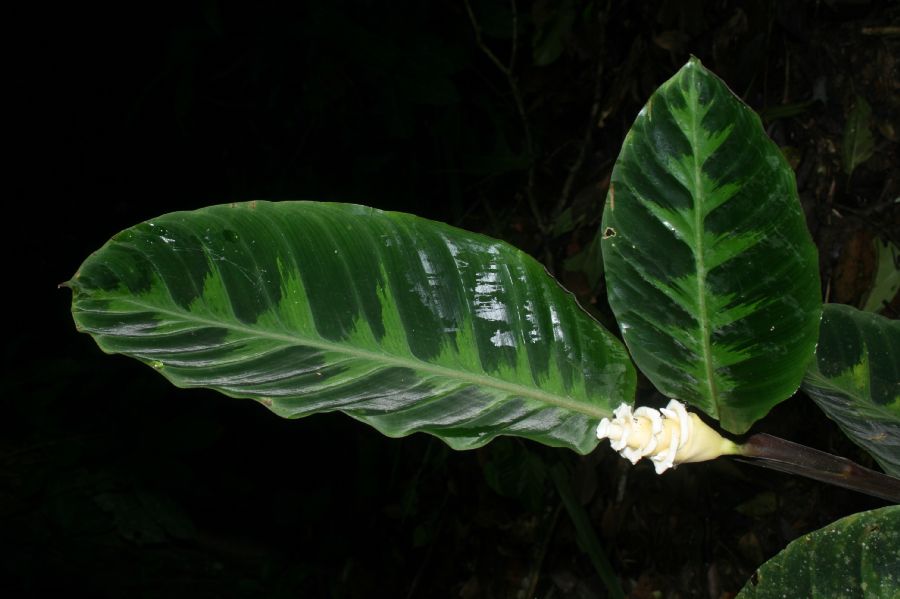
596;399;736;474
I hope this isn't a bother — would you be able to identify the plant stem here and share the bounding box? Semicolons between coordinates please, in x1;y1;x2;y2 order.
551;463;625;599
523;502;561;599
738;433;900;503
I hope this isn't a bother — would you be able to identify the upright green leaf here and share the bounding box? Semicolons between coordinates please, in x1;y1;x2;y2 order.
842;95;875;179
737;506;899;598
802;304;900;477
67;202;635;453
601;57;821;433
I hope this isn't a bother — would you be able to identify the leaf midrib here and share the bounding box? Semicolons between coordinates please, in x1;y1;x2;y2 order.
95;296;611;419
687;81;719;415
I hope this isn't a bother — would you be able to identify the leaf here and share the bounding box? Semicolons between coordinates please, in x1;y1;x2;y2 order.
757;99;815;122
563;232;603;289
552;205;581;237
802;304;900;477
734;491;778;518
862;239;899;313
736;506;899;598
531;0;576;66
600;57;821;433
842;95;875;179
482;438;548;511
551;463;625;599
67;201;635;454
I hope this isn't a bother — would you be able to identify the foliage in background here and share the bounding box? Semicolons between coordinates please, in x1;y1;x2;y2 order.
601;58;820;433
842;95;875;181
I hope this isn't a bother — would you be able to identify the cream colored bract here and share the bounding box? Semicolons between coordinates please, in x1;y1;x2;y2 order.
597;399;739;473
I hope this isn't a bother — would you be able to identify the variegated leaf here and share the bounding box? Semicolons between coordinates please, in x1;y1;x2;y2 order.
67;201;635;453
601;57;821;433
803;304;900;477
737;506;899;598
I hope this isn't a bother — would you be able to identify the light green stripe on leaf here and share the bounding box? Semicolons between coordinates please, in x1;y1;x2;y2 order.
68;201;636;454
802;303;900;477
737;506;899;598
601;57;821;433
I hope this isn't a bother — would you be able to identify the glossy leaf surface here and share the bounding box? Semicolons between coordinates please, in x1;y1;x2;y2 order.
802;304;900;476
737;506;899;598
601;57;821;433
68;202;635;453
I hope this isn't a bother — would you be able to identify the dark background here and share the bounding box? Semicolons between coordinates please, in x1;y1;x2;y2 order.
6;1;899;597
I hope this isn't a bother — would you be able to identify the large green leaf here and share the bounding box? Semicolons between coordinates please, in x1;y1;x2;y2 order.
802;304;900;477
601;57;821;433
736;506;899;598
67;201;635;453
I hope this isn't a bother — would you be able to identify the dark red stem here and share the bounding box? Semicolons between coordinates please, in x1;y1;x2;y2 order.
738;433;900;503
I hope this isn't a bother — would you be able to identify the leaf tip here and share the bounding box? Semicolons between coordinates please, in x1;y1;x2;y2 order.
686;55;705;70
